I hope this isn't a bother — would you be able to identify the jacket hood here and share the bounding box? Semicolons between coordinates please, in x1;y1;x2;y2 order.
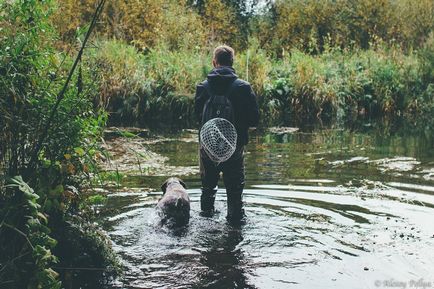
207;66;237;94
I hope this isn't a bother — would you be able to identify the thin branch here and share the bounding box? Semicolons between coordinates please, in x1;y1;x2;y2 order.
0;252;31;274
1;223;34;250
28;0;107;174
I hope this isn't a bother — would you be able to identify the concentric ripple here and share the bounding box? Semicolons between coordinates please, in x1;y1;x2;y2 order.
101;181;434;289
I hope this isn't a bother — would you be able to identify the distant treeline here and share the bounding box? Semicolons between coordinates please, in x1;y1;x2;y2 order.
52;0;433;53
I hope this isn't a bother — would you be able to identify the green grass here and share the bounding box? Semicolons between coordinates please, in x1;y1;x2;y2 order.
86;39;433;130
89;37;434;129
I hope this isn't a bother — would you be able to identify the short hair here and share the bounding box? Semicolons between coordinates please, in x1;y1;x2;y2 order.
213;45;235;66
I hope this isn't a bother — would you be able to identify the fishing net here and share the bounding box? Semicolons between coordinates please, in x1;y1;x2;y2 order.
200;118;237;163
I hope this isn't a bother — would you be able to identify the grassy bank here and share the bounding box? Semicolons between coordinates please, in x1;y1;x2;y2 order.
86;38;434;131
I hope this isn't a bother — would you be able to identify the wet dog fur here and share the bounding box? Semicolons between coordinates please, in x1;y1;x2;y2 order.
157;177;190;227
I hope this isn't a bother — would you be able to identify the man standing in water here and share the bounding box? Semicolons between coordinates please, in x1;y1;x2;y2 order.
195;45;260;223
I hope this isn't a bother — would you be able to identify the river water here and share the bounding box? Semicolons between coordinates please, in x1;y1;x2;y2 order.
98;127;434;289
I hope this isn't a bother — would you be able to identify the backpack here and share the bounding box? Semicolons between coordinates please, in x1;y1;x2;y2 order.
201;79;239;125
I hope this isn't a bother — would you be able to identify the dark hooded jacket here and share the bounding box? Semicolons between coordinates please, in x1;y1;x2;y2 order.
194;66;259;146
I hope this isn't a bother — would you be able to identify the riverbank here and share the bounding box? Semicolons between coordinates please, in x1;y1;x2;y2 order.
97;127;199;182
85;38;434;131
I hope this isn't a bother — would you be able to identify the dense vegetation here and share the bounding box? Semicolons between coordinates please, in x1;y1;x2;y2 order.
0;0;433;287
50;0;433;128
53;0;434;52
0;1;119;288
84;38;434;131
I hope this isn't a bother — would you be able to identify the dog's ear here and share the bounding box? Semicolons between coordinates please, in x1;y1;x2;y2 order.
161;180;168;194
179;179;187;189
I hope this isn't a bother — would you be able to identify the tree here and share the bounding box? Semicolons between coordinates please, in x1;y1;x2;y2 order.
53;0;206;50
202;0;240;47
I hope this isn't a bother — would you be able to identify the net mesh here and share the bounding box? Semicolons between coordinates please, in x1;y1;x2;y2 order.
200;118;237;163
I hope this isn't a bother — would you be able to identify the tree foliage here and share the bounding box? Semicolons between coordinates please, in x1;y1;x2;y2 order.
52;0;433;53
52;0;207;50
255;0;434;54
202;0;241;46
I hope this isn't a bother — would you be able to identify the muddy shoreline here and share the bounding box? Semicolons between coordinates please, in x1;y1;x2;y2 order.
98;128;200;178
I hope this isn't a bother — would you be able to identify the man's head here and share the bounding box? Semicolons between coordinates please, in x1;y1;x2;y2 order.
213;45;235;68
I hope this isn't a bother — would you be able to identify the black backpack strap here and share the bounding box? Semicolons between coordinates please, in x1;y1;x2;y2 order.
202;80;211;98
203;79;239;99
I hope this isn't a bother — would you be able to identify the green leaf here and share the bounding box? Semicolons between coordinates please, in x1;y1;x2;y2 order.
118;130;137;138
44;268;59;279
45;199;52;211
5;175;36;196
37;212;48;224
46;236;57;248
74;147;85;156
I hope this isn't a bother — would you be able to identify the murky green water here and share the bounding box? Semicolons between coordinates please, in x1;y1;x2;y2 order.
99;127;434;289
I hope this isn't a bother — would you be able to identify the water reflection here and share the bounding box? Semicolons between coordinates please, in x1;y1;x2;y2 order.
194;224;256;289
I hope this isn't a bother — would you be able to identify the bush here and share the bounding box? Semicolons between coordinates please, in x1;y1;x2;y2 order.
0;1;118;287
87;40;210;125
262;46;431;126
235;38;272;98
89;39;149;124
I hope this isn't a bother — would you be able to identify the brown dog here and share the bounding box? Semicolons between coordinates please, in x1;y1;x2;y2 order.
157;177;190;227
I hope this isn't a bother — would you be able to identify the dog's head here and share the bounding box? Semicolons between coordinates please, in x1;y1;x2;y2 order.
161;177;187;194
